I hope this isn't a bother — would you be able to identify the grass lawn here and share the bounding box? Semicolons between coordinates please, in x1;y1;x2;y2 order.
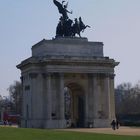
0;127;140;140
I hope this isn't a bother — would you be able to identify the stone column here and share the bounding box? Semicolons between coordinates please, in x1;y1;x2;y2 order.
85;74;89;126
46;73;52;120
37;73;44;119
109;74;116;119
29;73;38;127
93;74;99;119
20;76;24;118
21;75;26;127
87;74;94;122
30;73;44;121
59;73;65;120
104;74;111;119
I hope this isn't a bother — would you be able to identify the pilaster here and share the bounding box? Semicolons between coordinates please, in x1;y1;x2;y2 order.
109;74;116;119
59;73;65;120
104;74;111;119
87;74;94;121
46;73;52;120
29;73;38;118
93;74;100;119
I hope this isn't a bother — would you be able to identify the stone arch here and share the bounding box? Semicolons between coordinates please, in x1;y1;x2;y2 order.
64;82;85;127
17;37;119;129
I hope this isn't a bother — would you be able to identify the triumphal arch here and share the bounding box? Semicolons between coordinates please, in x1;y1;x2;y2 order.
17;1;119;128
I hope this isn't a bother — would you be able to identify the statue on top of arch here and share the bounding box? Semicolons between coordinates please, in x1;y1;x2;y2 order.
53;0;91;37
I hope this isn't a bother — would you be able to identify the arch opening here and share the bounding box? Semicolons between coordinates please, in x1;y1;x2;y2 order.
64;83;85;128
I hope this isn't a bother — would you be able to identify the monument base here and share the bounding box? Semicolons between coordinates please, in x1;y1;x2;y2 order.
93;119;112;128
44;120;66;129
21;119;66;129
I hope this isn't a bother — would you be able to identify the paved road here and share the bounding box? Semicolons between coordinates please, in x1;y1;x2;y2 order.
60;127;140;136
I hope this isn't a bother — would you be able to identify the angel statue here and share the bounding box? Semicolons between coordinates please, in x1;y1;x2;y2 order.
53;0;72;20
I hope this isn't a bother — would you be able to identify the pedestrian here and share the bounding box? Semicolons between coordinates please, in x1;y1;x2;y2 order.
111;120;116;130
116;120;119;129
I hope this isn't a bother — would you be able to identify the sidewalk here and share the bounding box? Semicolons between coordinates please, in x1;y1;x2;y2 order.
60;127;140;136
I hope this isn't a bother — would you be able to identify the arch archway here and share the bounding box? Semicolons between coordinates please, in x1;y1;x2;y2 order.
64;83;85;127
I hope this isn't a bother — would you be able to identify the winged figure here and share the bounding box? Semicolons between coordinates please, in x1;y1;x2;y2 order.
53;0;72;20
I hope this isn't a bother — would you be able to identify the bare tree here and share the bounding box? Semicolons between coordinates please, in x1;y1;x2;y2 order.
116;82;140;115
8;81;22;114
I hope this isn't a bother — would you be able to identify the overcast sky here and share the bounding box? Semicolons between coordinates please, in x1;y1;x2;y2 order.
0;0;140;96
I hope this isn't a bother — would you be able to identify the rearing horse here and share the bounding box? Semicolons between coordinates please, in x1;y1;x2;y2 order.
72;17;91;37
79;17;91;32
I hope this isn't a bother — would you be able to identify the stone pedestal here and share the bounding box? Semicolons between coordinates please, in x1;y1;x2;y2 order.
17;37;119;128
